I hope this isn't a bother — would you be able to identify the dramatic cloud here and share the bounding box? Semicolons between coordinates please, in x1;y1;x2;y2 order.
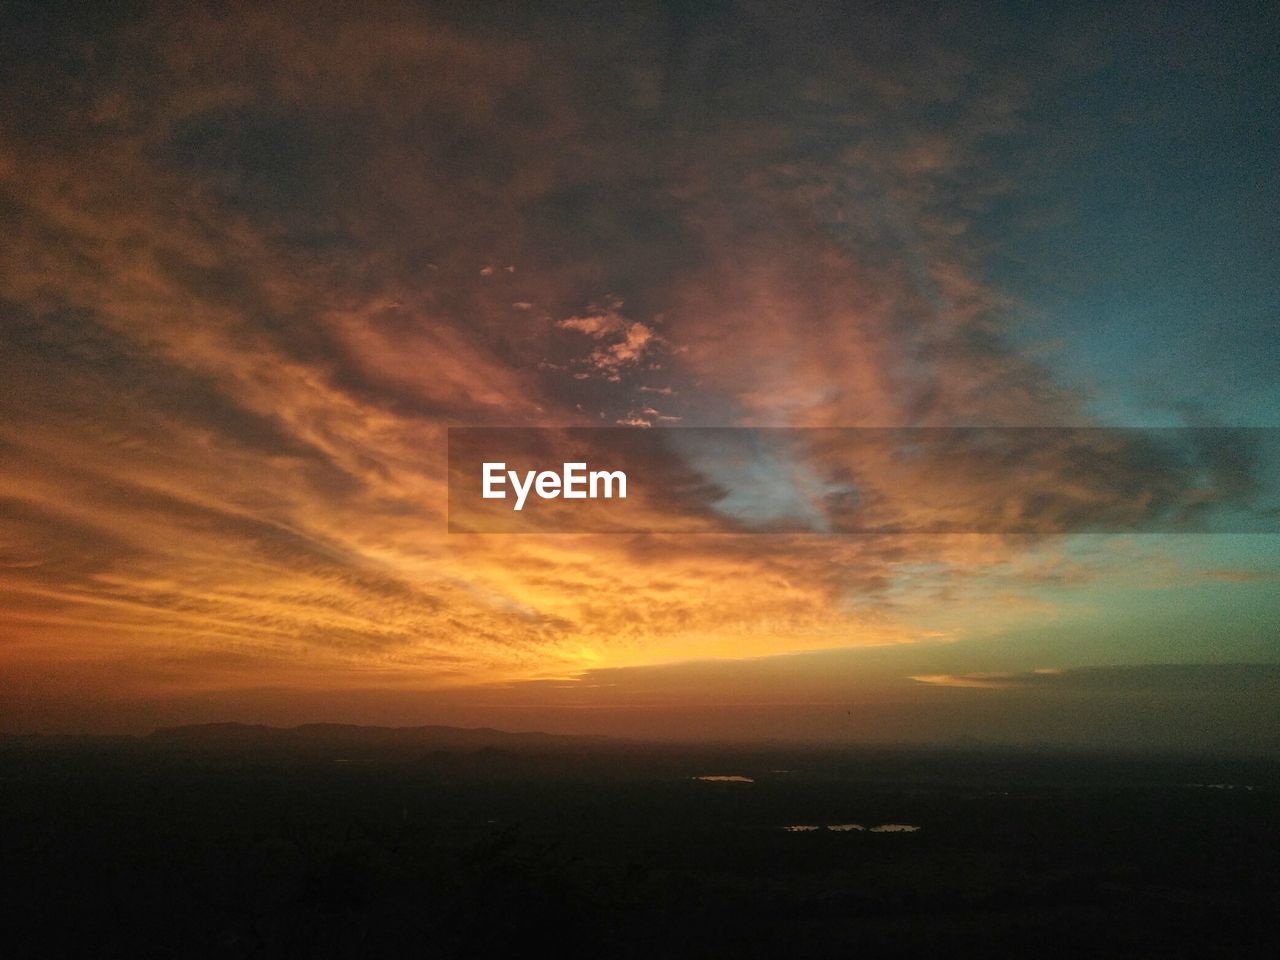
1;1;1275;735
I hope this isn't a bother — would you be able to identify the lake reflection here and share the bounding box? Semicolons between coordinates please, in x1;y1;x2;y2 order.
694;775;754;783
869;824;920;832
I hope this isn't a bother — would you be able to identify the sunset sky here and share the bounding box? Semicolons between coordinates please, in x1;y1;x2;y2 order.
2;1;1277;748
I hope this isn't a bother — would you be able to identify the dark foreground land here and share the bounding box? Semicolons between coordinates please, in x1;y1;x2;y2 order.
2;725;1277;958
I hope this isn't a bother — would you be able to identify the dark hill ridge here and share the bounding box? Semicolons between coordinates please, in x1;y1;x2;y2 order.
145;721;614;753
0;722;616;757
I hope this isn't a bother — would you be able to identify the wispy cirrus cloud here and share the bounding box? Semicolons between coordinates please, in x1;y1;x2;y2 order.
910;669;1066;689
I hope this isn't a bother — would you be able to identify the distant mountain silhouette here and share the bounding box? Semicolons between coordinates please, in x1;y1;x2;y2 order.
145;722;613;754
0;722;616;757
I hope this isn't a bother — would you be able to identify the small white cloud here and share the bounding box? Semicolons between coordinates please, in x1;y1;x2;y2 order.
558;297;667;380
557;295;627;338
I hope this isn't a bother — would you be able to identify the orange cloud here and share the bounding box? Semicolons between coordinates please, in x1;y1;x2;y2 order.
1;0;1266;736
